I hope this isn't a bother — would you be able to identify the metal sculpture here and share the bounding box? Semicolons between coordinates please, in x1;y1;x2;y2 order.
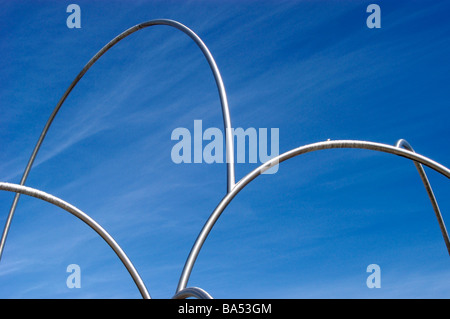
0;182;150;299
176;139;450;294
1;19;449;299
0;19;236;262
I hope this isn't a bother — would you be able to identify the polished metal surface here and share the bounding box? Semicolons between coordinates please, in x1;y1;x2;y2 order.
395;139;450;254
0;182;150;299
0;19;235;262
172;287;213;299
176;139;450;293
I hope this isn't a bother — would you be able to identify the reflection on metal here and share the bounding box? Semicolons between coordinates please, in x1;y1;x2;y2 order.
0;19;236;262
395;139;450;254
1;19;449;299
172;287;213;299
0;182;150;299
176;139;450;293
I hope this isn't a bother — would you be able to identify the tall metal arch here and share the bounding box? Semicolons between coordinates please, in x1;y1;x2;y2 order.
0;182;150;299
0;19;236;261
176;139;450;293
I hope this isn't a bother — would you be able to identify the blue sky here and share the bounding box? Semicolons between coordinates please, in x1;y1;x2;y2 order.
0;0;449;298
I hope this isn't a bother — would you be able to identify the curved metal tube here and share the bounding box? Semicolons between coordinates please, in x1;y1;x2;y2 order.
0;19;236;261
395;139;450;254
0;182;150;299
172;287;213;299
177;139;450;292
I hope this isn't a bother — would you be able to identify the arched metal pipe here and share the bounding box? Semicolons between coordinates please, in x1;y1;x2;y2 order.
0;182;150;299
395;139;450;254
0;19;236;261
172;287;213;299
176;139;450;292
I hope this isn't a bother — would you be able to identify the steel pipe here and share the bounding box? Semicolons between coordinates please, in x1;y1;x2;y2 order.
0;19;236;261
172;287;213;299
395;139;450;254
177;139;450;292
0;182;150;299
